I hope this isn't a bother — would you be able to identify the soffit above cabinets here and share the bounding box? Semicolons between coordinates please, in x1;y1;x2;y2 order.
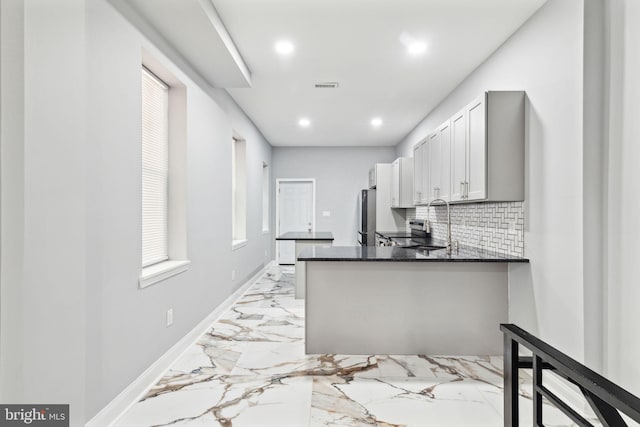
112;0;251;88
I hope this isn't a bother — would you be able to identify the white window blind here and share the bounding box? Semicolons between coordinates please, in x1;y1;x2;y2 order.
232;137;247;242
142;68;169;267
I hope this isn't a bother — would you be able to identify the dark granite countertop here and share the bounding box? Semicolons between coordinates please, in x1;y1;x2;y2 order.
297;244;529;263
276;232;334;241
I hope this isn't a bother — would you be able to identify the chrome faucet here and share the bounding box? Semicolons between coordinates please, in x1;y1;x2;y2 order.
425;198;453;255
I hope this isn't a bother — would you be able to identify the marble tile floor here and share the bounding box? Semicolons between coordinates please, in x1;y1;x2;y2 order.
115;265;601;427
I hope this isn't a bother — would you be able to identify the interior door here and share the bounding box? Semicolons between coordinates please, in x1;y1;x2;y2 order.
278;180;314;264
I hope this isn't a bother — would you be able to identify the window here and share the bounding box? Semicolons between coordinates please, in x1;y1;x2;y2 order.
142;67;169;267
139;59;189;288
232;136;247;248
262;162;269;232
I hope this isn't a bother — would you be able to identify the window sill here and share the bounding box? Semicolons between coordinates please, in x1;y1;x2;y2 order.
140;259;191;289
232;239;248;251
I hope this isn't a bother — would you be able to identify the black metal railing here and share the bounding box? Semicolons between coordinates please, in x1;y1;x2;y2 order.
501;323;640;427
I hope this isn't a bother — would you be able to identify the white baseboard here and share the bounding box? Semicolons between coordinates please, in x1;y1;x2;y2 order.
86;261;274;427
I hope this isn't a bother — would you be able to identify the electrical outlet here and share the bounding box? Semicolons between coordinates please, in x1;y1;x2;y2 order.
264;249;268;257
166;308;173;326
232;270;236;281
508;221;516;234
322;211;331;217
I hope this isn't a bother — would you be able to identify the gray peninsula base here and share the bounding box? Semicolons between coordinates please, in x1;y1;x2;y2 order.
305;261;508;355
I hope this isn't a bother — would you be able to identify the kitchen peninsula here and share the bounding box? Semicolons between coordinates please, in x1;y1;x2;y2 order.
275;232;334;298
298;245;528;355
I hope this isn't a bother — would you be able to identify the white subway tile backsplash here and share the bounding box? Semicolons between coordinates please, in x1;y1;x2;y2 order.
407;201;525;257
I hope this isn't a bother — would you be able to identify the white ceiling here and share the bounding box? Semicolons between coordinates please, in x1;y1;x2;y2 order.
212;0;546;147
117;0;547;147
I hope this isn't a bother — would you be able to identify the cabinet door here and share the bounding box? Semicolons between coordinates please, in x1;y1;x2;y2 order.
428;131;441;202
420;140;430;204
451;109;466;202
438;120;452;202
391;159;399;207
412;143;423;204
467;95;487;201
398;158;414;207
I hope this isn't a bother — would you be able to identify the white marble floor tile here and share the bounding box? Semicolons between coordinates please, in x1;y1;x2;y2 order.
116;375;312;427
117;265;602;427
310;376;502;427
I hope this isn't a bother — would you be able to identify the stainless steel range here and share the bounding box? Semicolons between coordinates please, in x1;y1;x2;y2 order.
377;219;447;251
406;219;430;246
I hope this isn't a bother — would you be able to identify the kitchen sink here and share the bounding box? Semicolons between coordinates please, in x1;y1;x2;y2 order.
400;244;447;251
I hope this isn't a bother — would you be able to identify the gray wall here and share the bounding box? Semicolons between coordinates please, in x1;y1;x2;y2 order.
272;147;396;246
605;0;640;395
0;0;273;424
396;0;587;362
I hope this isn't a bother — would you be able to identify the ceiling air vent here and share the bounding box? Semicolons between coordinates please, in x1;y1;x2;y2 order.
314;82;339;89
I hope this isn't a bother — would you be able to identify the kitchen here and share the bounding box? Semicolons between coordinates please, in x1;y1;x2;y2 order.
1;0;640;426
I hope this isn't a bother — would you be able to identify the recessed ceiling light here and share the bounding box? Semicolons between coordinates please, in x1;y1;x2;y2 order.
275;40;294;55
371;117;383;127
298;118;311;127
407;42;427;56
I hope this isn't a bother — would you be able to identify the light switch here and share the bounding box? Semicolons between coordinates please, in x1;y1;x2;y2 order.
322;211;331;217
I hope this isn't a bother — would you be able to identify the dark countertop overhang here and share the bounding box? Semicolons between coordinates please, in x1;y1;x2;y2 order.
297;244;529;263
276;232;335;241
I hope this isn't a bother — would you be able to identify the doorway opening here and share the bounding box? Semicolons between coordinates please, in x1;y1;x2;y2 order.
276;179;316;264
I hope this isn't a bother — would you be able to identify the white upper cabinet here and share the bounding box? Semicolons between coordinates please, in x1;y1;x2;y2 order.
415;91;525;205
413;139;429;205
391;157;414;208
412;141;423;204
467;95;487;201
428;131;441;201
451;110;466;202
428;120;451;203
439;120;451;202
451;91;524;203
451;95;486;202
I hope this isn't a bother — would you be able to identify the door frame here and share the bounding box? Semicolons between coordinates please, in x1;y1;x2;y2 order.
275;178;316;264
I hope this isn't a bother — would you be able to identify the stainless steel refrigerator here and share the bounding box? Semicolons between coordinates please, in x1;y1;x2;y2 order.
358;189;376;246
